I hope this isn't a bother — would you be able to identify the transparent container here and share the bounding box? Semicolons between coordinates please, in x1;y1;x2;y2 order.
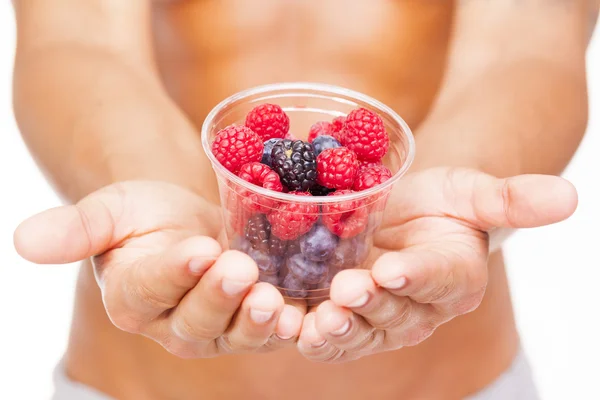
201;83;415;304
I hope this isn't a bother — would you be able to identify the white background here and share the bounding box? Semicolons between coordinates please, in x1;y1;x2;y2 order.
0;3;598;399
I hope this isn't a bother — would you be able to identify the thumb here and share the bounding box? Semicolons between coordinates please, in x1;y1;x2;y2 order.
14;185;127;264
469;173;578;230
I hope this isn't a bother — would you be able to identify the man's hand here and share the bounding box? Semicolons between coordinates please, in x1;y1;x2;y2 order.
297;168;577;362
14;181;304;358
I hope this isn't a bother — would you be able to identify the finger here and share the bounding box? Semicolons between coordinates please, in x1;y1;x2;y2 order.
13;185;127;264
313;300;384;355
468;173;578;230
103;236;222;326
170;250;258;342
330;269;415;330
297;313;344;363
218;283;285;351
370;248;487;313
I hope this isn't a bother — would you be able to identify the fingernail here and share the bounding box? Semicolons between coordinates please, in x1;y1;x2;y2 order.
329;320;351;336
382;277;407;290
346;293;370;308
222;279;252;296
250;309;274;324
188;258;209;274
276;334;294;340
311;339;327;348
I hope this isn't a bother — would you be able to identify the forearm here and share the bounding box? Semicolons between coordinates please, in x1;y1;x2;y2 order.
13;43;215;203
412;0;592;178
412;59;588;177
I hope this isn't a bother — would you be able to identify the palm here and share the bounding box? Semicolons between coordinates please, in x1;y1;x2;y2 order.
297;167;577;362
93;181;223;273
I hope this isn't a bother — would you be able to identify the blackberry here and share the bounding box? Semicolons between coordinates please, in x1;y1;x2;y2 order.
268;235;289;257
271;139;317;191
309;185;335;197
245;214;270;252
312;135;341;157
261;138;282;167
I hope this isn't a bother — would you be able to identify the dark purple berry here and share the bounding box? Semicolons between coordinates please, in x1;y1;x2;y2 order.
268;235;289;257
281;273;315;298
261;138;282;167
286;254;327;284
271;139;317;191
248;247;282;276
312;135;341;156
309;185;335;196
330;235;371;268
245;214;270;252
300;224;339;262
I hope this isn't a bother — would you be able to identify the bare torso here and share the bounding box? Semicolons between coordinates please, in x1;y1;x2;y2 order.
64;1;520;399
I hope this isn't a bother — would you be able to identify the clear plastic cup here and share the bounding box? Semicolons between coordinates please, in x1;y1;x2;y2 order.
201;82;415;304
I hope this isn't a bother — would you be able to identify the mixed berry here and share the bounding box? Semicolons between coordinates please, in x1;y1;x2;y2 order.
212;103;394;299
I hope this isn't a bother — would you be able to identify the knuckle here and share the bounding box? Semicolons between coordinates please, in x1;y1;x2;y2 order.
173;316;220;343
300;345;345;364
374;300;413;330
108;311;144;334
403;322;437;347
345;329;385;354
162;337;200;359
130;279;176;311
452;286;486;315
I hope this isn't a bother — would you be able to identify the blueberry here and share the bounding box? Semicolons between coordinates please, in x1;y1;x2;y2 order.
248;247;282;276
300;224;339;262
286;253;327;284
312;135;341;157
261;138;283;167
330;235;371;268
281;273;315;298
259;273;281;286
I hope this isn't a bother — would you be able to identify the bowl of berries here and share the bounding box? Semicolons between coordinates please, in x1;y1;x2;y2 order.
202;82;415;304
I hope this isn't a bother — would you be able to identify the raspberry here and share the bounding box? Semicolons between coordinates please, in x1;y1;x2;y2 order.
316;147;359;190
308;121;335;143
245;103;289;141
358;160;383;174
340;108;389;161
271;139;318;191
212;125;263;173
353;164;392;191
331;116;346;134
237;162;283;212
267;192;318;240
322;190;369;238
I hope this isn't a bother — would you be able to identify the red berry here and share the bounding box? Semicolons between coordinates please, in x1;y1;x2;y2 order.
308;121;334;143
245;103;290;141
340;108;389;161
331;116;346;133
238;162;283;212
316;147;359;190
212;125;263;173
267;192;318;240
358;160;383;174
353;165;392;191
322;190;368;238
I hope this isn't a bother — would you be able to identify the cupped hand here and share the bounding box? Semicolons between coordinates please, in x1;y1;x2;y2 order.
298;167;577;362
14;181;304;358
